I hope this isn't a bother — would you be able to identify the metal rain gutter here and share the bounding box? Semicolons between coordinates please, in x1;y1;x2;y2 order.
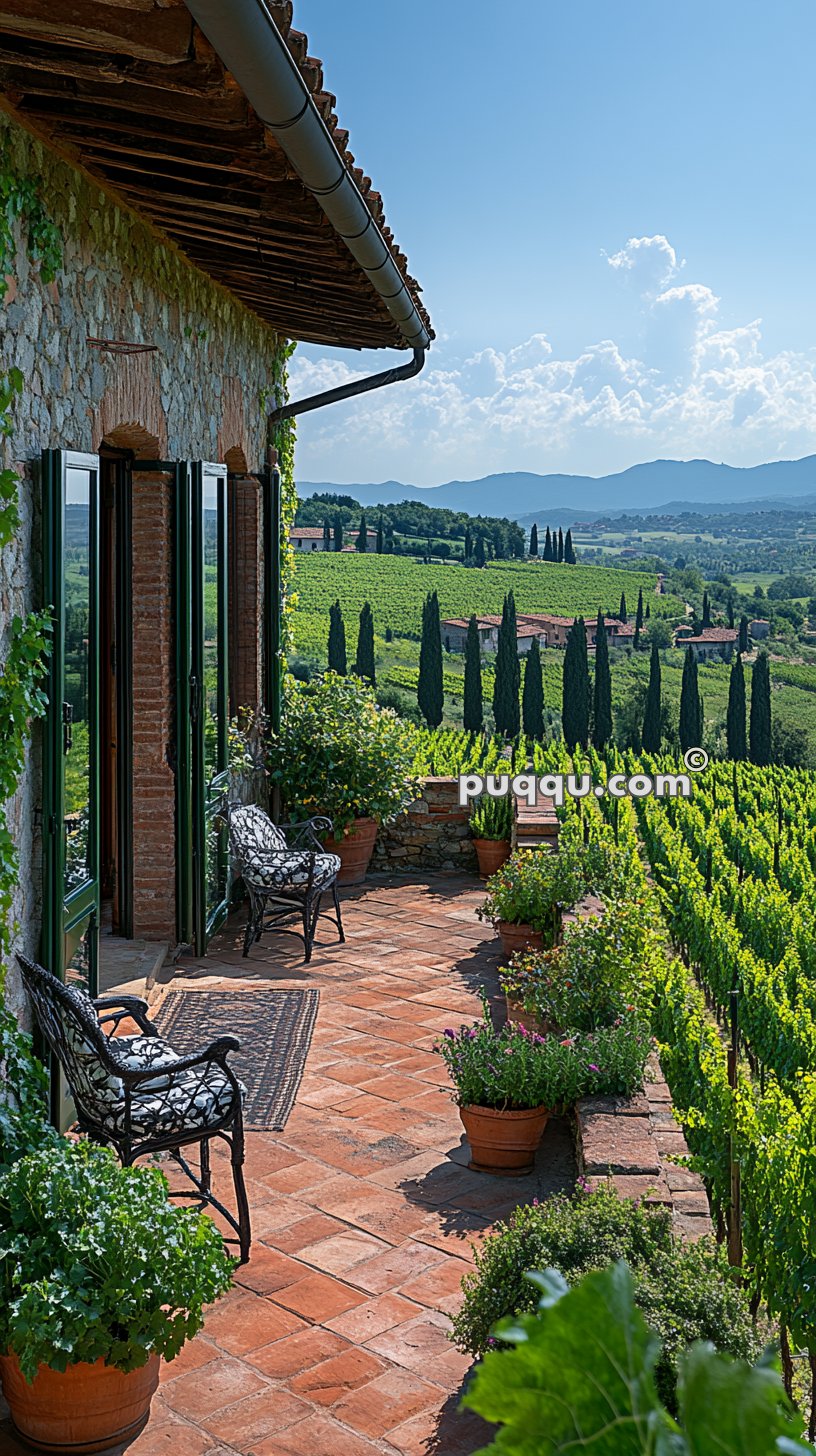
184;0;431;354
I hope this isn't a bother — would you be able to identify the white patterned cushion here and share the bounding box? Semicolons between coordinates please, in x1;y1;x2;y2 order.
243;851;341;893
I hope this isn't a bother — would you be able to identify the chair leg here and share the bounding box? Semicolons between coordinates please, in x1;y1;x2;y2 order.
200;1138;211;1196
332;881;345;944
230;1112;252;1264
242;889;257;957
302;897;313;964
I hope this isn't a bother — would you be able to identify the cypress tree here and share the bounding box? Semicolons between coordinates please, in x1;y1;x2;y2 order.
333;516;344;551
641;641;662;753
726;655;747;761
463;615;483;732
522;638;544;739
727;598;735;629
557;528;564;563
376;515;384;553
635;588;644;633
356;511;368;552
749;651;772;766
738;614;749;654
323;518;331;549
530;523;539;557
564;528;575;564
327;599;347;675
464;526;473;560
493;592;521;737
645;602;651;619
543;527;552;561
592;608;612;748
678;646;702;750
701;590;711;630
355;601;375;683
418;590;443;727
619;592;628;623
562;617;590;749
474;533;486;567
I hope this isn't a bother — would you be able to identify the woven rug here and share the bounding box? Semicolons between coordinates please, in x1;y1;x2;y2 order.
154;988;319;1130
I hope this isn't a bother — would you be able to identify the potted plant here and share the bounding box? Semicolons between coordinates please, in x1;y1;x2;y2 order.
435;1002;651;1176
267;671;420;884
470;793;513;878
500;946;565;1036
0;1138;234;1453
476;847;586;958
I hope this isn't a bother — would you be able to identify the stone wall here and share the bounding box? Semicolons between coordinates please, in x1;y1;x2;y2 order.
0;110;286;1009
371;777;478;873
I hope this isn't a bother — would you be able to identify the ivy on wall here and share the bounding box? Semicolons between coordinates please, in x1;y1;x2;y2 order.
0;152;61;995
268;338;298;657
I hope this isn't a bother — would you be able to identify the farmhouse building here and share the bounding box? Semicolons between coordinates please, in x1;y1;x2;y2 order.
290;526;329;552
679;628;738;662
750;619;771;640
0;0;431;1062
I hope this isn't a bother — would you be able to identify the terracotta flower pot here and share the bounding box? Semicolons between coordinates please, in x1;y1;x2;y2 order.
504;995;554;1038
0;1351;160;1453
497;920;545;959
473;837;512;879
460;1103;550;1176
323;816;379;885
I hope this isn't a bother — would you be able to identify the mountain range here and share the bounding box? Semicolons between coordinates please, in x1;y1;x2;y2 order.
297;454;816;523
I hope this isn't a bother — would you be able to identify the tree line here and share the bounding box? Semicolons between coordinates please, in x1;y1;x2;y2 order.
528;523;577;563
297;492;526;559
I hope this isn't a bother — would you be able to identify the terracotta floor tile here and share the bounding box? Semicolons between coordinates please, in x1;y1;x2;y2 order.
204;1387;311;1445
158;1335;218;1380
273;1271;368;1321
365;1310;459;1376
160;1355;267;1419
320;1187;431;1242
288;1346;387;1405
261;1158;332;1194
245;1326;348;1380
297;1228;390;1275
399;1259;472;1315
250;1411;382;1456
234;1245;308;1297
358;1072;426;1102
265;1212;348;1256
325;1292;424;1344
201;1291;307;1356
348;1240;447;1295
332;1368;443;1437
121;1422;216;1456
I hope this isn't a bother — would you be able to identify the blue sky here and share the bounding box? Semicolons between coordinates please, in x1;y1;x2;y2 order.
291;1;816;487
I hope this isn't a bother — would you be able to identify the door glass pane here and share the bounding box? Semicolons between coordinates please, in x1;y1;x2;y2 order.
202;474;220;780
64;915;94;995
206;793;229;925
64;466;93;895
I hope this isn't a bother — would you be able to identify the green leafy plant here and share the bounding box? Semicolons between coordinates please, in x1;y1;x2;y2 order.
455;1186;763;1416
435;1003;650;1113
477;847;587;937
0;1012;59;1173
0;1139;234;1382
463;1261;805;1454
470;793;513;841
267;671;421;834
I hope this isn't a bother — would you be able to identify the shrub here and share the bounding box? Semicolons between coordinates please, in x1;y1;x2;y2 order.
0;1139;234;1382
452;1184;760;1412
470;793;513;841
434;1004;650;1112
0;1009;58;1174
267;671;421;834
477;848;584;939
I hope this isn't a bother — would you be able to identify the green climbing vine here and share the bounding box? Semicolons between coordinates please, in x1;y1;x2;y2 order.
267;337;298;656
0;149;62;994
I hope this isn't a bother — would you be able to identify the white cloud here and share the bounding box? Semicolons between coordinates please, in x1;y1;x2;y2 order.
289;236;816;485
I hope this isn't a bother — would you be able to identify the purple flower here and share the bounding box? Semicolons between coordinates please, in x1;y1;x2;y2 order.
588;1063;601;1073
443;1028;456;1040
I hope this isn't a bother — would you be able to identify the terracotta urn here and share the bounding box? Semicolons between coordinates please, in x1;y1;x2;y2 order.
323;816;379;885
0;1352;160;1454
459;1103;550;1176
497;920;545;959
472;836;512;880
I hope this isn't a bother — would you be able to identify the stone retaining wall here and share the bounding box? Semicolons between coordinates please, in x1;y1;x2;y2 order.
371;777;478;873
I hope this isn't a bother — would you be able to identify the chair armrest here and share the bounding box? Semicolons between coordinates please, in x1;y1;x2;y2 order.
280;816;333;852
93;996;156;1037
119;1034;241;1087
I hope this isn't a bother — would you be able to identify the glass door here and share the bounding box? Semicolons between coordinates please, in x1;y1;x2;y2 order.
42;450;101;1123
191;461;230;953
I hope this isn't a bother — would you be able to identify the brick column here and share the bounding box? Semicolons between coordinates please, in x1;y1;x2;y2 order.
130;472;176;939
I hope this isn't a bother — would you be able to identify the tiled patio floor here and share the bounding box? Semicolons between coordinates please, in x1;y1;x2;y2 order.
0;875;575;1456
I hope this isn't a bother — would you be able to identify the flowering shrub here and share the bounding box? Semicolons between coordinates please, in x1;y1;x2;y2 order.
476;848;584;939
500;897;654;1031
434;1001;650;1110
267;672;421;834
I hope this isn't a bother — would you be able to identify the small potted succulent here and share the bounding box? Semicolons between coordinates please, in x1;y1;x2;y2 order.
470;793;513;878
0;1138;234;1453
435;1001;651;1175
476;847;586;958
267;671;421;883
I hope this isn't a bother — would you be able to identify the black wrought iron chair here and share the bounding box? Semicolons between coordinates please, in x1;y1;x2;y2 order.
227;803;345;963
17;954;251;1263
